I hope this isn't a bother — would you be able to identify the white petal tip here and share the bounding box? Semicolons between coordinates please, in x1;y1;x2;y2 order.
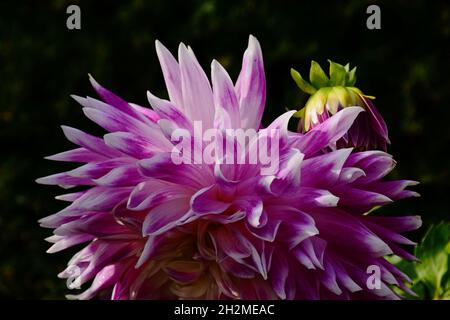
88;74;100;88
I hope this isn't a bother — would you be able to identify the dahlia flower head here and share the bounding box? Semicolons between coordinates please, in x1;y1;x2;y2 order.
291;60;390;151
37;35;421;300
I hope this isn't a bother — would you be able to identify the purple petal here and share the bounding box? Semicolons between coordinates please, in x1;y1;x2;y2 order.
293;237;327;270
142;198;190;236
191;185;231;214
269;250;288;299
246;218;282;242
271;207;319;249
362;96;390;143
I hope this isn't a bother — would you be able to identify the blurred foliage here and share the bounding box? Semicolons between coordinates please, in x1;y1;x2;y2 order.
0;0;449;299
392;223;450;299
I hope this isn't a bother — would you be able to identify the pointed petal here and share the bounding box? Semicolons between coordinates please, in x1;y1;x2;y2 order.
60;126;122;158
138;153;212;188
178;43;214;128
143;198;191;236
236;35;266;130
292;107;364;156
155;40;184;109
147;91;192;130
191;185;231;214
211;60;240;128
45;148;108;163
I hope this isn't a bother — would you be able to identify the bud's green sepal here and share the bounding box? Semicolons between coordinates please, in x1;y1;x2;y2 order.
291;60;374;131
290;59;389;151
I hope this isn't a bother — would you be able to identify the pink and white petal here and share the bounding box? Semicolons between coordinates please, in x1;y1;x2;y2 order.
320;259;343;296
362;96;390;143
143;198;191;236
368;215;422;233
334;186;393;208
291;107;364;157
178;43;214;128
368;180;420;200
128;179;192;211
55;191;87;202
313;209;393;256
301;148;352;187
36;172;95;187
236;35;266;130
67;263;126;300
349;152;396;184
46;234;94;253
339;167;366;184
191;185;231;214
82;107;171;151
104;131;161;159
129;103;160;122
211;60;240;128
246;218;282;242
293;237;327;270
88;75;149;123
209;226;252;262
66;158;132;179
155;40;184;110
268;206;319;249
45;148;108;163
146;91;193;130
268;250;289;299
60;126;123;158
93;165;143;187
138;153;212;188
73;186;132;211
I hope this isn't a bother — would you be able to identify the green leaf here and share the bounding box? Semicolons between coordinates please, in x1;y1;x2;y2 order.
346;66;357;86
293;106;306;118
328;60;347;86
309;61;329;89
415;223;450;298
291;68;317;95
344;63;350;72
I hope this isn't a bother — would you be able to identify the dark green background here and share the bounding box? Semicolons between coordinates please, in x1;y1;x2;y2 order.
0;0;449;299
